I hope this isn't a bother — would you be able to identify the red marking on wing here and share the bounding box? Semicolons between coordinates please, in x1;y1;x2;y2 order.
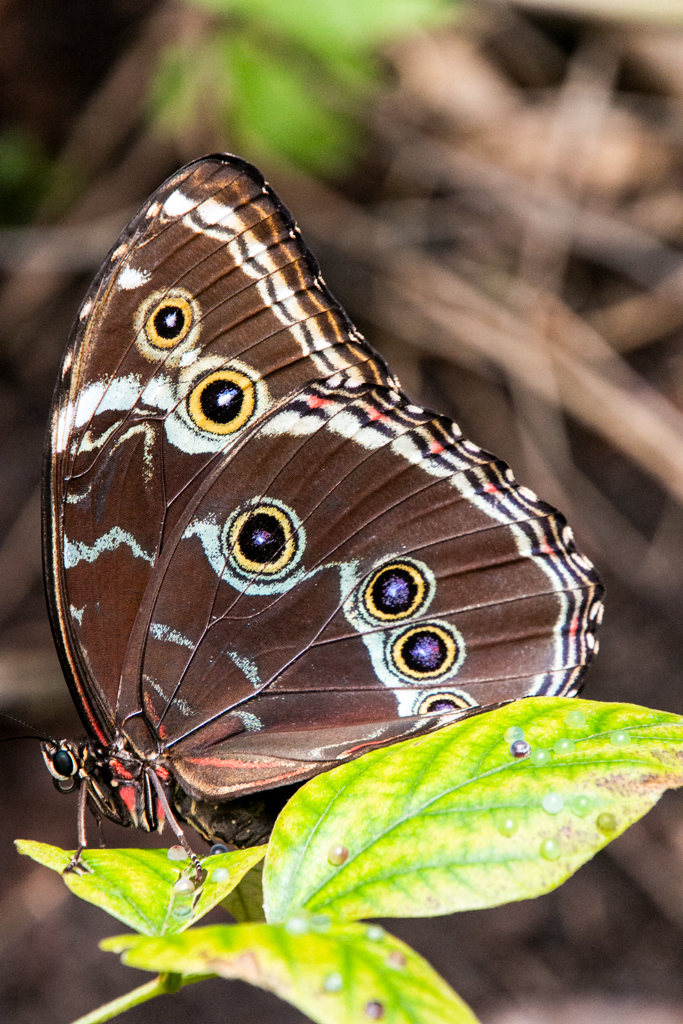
216;764;315;793
307;395;333;409
182;755;315;791
341;738;394;757
429;441;444;454
186;756;286;769
73;678;109;747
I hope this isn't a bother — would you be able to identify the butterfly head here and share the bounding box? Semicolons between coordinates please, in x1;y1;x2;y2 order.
41;738;166;834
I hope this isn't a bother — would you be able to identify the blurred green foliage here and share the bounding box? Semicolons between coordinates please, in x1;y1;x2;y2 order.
0;129;52;225
151;0;457;173
0;1;456;226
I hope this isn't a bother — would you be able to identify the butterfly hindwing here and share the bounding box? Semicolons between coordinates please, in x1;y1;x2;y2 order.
119;377;602;800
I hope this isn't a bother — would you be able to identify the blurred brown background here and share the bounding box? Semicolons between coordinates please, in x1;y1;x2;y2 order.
3;0;683;1021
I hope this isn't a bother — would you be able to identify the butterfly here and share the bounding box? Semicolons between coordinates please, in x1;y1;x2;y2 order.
41;153;604;858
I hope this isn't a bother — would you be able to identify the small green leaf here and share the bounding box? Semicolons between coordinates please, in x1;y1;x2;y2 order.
103;921;478;1024
221;862;266;922
191;0;455;57
0;129;53;225
15;841;265;936
263;698;683;922
148;34;233;137
227;35;358;174
149;0;458;174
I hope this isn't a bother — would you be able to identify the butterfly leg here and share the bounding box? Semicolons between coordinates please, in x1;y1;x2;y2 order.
146;768;205;883
63;780;90;875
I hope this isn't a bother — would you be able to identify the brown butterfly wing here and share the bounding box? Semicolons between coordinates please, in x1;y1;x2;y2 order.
116;376;602;802
44;154;389;744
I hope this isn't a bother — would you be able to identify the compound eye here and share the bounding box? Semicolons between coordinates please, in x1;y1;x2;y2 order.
145;296;193;348
364;562;427;621
52;748;77;778
418;692;472;715
230;504;298;575
188;370;256;435
391;624;459;680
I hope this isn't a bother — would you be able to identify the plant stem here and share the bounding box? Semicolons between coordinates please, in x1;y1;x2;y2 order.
68;973;184;1024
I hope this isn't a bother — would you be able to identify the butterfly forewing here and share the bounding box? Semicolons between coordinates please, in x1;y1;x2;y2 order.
44;153;604;835
45;154;389;736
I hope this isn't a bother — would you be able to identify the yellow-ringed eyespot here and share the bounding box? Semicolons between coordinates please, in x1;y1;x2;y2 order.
363;562;427;621
391;623;459;680
188;369;256;435
229;503;298;575
145;296;194;348
418;691;474;715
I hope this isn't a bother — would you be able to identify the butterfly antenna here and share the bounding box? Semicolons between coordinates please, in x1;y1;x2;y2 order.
0;710;52;742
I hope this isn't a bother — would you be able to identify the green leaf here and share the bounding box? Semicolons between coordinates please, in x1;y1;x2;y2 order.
15;841;265;936
263;698;683;923
0;129;53;225
148;35;233;137
149;0;459;174
221;862;266;922
103;921;478;1024
191;0;455;58
227;35;358;174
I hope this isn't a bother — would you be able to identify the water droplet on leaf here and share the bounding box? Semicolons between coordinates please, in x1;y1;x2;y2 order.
597;812;617;833
212;867;230;884
565;710;587;729
542;793;564;815
285;915;310;934
323;972;343;992
366;925;385;941
530;748;551;766
572;795;591;817
553;738;575;754
173;877;195;895
210;843;229;856
540;838;561;861
172;904;192;918
510;740;530;758
610;730;630;747
496;812;519;837
365;1001;385;1019
386;951;407;969
505;726;525;743
167;845;189;861
328;844;349;866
